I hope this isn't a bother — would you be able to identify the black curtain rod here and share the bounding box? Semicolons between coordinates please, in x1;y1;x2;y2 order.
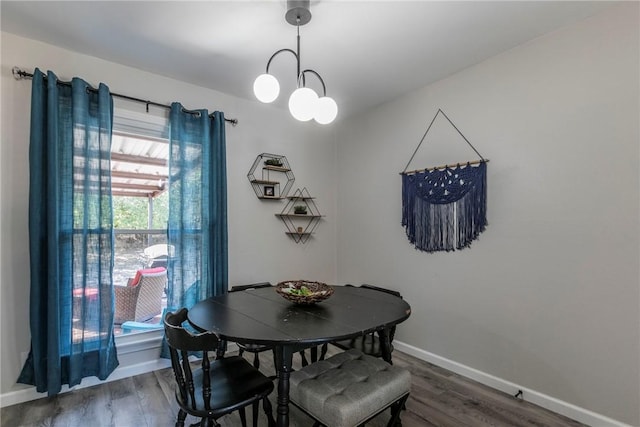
12;67;238;126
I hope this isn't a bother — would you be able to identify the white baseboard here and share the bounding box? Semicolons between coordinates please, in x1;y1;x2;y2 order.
3;338;629;427
0;339;239;409
0;358;171;408
393;341;631;427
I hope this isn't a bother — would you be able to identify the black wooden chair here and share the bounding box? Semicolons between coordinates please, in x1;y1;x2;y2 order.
331;284;403;361
298;342;329;367
164;308;276;427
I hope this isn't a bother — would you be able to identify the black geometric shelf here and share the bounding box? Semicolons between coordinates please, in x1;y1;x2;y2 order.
276;187;324;244
247;153;295;200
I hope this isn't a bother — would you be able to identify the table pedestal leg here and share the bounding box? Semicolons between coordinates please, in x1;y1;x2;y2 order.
274;346;294;427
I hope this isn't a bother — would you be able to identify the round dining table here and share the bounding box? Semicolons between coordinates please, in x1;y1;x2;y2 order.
187;285;411;427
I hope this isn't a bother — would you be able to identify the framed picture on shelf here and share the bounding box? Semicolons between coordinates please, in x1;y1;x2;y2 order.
264;185;275;197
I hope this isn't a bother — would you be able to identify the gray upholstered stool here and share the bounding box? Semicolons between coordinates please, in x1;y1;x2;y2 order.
289;348;411;427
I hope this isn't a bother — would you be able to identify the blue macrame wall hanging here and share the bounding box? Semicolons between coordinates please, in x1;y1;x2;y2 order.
400;109;489;252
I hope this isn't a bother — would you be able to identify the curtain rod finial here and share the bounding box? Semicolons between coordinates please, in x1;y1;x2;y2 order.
12;67;27;80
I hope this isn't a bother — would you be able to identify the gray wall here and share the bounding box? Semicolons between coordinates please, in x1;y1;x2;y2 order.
335;4;639;425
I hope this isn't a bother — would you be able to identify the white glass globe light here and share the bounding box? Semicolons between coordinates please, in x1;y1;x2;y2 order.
314;96;338;124
288;87;318;121
253;74;280;103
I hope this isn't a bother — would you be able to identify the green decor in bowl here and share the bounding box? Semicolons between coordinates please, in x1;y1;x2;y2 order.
276;280;334;305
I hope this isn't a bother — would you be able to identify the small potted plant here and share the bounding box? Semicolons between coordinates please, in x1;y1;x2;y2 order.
294;205;308;215
264;158;283;167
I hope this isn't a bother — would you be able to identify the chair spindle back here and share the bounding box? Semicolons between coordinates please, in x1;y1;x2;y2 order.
164;308;219;412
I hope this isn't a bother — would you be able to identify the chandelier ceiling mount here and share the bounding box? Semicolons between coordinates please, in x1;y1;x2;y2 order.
285;0;312;26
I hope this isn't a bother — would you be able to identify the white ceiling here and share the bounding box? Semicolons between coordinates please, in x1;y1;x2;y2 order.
1;1;616;119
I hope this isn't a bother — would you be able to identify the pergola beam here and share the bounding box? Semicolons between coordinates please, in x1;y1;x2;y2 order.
112;182;164;191
112;190;152;198
111;170;168;181
111;152;166;167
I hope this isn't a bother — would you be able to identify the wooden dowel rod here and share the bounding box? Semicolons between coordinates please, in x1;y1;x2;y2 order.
400;159;489;175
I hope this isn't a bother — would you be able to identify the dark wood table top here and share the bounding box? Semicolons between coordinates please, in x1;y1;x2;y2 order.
187;285;411;347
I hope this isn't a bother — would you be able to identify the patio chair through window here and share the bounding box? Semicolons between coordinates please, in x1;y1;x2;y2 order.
114;267;166;324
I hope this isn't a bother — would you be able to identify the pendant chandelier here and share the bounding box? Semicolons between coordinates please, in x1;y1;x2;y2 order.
253;0;338;124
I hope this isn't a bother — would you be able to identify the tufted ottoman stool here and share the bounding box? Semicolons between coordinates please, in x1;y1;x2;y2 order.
289;348;411;427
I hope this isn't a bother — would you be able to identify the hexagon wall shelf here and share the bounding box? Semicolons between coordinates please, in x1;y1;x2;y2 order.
247;153;295;200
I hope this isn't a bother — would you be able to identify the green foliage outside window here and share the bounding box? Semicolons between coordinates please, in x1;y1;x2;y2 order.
113;192;168;229
151;192;169;229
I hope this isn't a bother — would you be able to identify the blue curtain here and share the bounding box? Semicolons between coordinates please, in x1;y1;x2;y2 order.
165;103;228;314
18;69;119;395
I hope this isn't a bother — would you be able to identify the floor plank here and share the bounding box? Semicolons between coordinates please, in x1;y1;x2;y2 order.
1;347;588;427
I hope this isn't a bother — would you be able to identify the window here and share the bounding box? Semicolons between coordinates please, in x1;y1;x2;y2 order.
111;109;169;336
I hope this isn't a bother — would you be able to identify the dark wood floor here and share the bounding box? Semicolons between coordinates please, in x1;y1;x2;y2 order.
1;347;587;427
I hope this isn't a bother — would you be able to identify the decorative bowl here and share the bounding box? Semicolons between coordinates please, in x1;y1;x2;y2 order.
275;280;334;305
